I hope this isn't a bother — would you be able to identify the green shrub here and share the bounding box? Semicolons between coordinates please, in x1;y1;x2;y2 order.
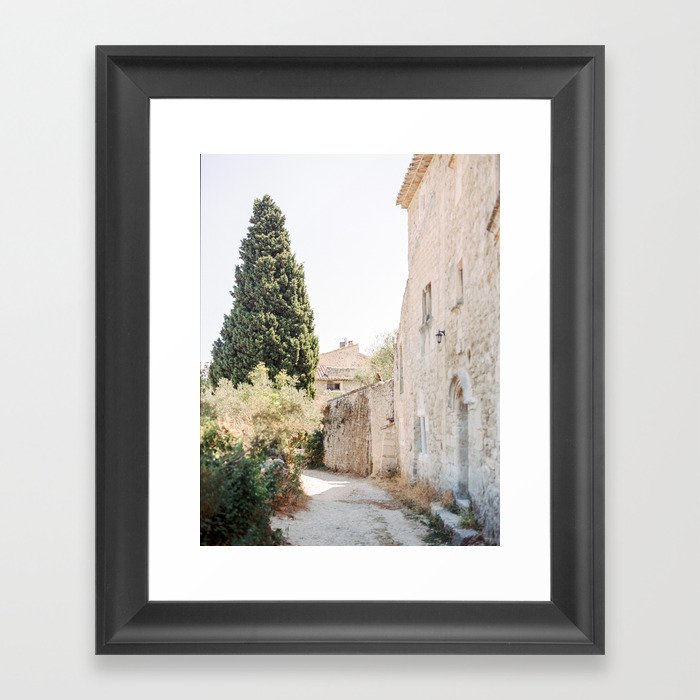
458;507;478;530
303;429;325;469
259;457;286;500
269;453;307;513
252;446;308;513
201;363;321;460
200;365;216;421
200;417;235;457
200;364;315;536
200;422;283;546
354;330;396;386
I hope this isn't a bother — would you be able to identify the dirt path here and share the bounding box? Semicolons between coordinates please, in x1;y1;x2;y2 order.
272;469;429;546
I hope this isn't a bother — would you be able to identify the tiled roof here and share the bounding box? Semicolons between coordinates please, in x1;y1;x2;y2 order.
396;154;434;209
315;365;360;380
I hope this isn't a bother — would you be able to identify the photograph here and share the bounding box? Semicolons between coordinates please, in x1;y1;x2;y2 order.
200;153;500;546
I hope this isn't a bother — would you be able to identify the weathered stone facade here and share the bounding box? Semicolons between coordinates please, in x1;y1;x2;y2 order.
323;379;397;477
394;154;500;543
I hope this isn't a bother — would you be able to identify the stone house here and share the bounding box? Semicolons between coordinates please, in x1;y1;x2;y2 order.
394;154;500;543
314;340;370;403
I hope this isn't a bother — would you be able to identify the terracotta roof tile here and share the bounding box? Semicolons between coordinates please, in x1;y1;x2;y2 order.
396;154;435;209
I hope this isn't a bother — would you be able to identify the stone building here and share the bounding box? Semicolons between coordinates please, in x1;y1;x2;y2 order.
394;154;500;543
314;340;370;404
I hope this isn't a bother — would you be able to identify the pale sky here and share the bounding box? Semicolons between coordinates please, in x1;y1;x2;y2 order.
201;154;412;363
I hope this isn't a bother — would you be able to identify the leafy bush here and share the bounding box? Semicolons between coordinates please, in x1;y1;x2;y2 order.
355;330;396;386
259;457;286;500
200;363;318;542
202;363;321;459
200;421;283;546
268;453;307;514
458;507;479;530
302;429;325;470
200;364;216;421
200;416;235;457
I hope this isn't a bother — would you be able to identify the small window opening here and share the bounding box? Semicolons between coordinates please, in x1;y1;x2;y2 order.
456;260;464;305
421;283;432;324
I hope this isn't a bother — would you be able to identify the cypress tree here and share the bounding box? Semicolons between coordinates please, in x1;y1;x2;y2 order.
209;194;319;395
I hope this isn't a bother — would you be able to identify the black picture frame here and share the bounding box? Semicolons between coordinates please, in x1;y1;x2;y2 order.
96;45;604;654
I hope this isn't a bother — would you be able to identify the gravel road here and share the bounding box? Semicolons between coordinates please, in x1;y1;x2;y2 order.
271;469;429;546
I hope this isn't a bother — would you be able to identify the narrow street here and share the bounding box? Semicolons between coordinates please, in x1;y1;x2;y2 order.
272;469;430;545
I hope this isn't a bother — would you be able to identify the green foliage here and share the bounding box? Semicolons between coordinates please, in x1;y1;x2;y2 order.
423;513;454;545
355;330;397;386
259;457;287;501
202;363;321;459
200;421;283;546
200;365;215;421
302;429;325;470
200;416;234;457
458;507;478;530
200;362;319;544
209;194;319;395
268;453;307;513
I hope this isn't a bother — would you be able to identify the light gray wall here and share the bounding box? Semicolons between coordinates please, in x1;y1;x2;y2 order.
1;1;698;698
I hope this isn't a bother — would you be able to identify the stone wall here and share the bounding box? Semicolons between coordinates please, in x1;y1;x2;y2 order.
394;154;501;543
323;379;395;476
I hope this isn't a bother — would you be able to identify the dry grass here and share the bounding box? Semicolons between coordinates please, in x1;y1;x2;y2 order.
270;464;310;516
378;477;455;545
378;476;448;516
441;489;457;512
271;488;309;517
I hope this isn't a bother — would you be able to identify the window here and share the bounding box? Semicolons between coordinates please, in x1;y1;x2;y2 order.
455;260;464;305
326;382;341;391
421;283;432;324
454;156;463;204
419;416;427;454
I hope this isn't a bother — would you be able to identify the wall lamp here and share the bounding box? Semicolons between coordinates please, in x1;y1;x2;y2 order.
435;330;446;344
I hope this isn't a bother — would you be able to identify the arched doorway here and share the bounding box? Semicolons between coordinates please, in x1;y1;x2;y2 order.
449;372;475;496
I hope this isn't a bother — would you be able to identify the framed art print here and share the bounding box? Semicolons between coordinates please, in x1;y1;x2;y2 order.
96;46;604;653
